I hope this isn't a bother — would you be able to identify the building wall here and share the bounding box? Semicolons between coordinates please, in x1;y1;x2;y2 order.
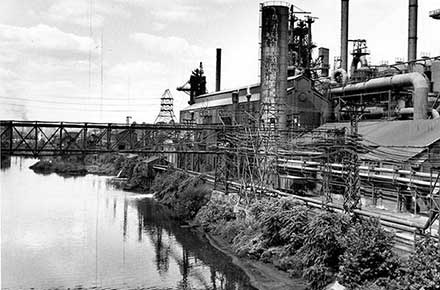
180;75;329;129
288;77;329;128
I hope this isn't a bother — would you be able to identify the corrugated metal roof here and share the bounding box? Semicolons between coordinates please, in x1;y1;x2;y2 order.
320;120;440;147
317;120;440;162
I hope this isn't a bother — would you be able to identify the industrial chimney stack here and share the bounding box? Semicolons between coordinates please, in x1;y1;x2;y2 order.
259;3;289;132
216;48;222;92
341;0;349;71
408;0;418;62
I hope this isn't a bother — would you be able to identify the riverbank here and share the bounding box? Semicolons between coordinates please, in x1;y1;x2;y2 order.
151;169;440;290
28;155;440;290
150;169;307;290
3;156;256;290
29;153;166;192
29;154;129;176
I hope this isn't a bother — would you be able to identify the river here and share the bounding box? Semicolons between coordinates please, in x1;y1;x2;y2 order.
1;157;256;290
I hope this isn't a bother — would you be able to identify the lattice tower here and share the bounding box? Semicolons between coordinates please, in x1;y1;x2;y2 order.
154;89;177;124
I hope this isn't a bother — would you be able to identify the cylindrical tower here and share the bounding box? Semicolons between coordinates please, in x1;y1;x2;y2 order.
408;0;418;62
340;0;349;71
260;3;289;132
216;48;222;92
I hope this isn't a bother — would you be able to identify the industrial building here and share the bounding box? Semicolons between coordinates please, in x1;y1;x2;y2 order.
174;0;440;223
178;0;440;167
180;74;329;129
180;3;331;129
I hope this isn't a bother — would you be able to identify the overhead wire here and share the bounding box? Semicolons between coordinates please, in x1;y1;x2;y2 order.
0;96;158;107
2;102;151;113
0;94;162;101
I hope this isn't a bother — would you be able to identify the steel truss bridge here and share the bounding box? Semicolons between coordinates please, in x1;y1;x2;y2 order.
0;120;236;157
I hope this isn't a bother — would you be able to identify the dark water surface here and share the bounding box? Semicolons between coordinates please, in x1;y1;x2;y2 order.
1;157;256;290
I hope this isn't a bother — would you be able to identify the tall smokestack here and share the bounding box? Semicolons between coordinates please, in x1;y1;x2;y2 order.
216;48;221;92
260;4;289;132
408;0;418;62
341;0;349;71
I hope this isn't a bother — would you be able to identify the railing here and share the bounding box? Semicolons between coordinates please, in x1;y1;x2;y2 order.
0;120;240;156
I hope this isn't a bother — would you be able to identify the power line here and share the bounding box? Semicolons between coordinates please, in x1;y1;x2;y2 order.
1;102;153;112
0;96;158;107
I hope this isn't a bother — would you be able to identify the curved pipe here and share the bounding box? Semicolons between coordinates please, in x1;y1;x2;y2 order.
330;72;429;119
332;68;348;86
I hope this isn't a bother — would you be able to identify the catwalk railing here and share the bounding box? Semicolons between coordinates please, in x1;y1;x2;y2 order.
0;120;239;156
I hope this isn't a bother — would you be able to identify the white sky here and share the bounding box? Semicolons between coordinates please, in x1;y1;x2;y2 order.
0;0;439;123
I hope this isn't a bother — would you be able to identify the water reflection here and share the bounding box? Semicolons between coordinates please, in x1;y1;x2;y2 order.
1;155;11;169
1;157;255;290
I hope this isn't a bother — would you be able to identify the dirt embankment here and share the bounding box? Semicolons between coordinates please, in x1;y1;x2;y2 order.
151;169;308;290
150;169;440;290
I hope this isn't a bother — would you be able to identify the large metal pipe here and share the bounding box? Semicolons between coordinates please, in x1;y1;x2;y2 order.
216;48;221;92
330;72;429;119
341;0;349;71
408;0;418;62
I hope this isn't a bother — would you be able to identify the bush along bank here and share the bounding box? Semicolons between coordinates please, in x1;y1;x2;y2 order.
152;169;440;290
29;154;167;192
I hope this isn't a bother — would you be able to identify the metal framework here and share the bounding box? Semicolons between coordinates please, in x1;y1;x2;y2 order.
0;120;238;156
154;89;177;124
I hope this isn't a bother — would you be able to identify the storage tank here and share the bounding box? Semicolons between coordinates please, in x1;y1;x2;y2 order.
260;3;289;132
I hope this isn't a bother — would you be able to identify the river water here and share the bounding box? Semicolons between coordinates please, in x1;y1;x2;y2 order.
1;157;256;290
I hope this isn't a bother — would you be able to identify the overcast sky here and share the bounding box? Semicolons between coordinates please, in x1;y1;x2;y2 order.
0;0;438;123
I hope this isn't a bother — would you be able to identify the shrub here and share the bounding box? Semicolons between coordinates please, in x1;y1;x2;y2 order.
258;198;308;250
152;170;187;202
395;236;440;290
152;171;211;220
194;193;237;232
296;211;350;290
338;218;400;289
173;185;211;220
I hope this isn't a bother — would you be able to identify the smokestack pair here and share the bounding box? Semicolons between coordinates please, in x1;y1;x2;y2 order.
340;0;418;69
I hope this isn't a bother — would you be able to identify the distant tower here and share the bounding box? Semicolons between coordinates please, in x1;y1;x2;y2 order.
154;89;177;124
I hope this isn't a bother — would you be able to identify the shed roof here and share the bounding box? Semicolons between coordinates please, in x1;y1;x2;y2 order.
317;120;440;162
